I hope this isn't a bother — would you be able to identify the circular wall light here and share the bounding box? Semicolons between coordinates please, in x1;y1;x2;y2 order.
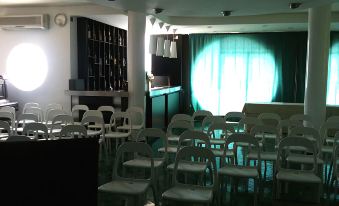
6;43;48;91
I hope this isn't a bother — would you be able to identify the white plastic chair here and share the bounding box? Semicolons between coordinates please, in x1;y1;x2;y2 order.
23;102;40;113
277;119;302;139
45;109;66;126
238;116;263;134
23;122;49;140
192;110;213;130
162;146;218;206
59;125;88;139
224;111;245;132
274;137;321;202
258;112;281;127
24;107;44;123
0;106;16;125
71;104;89;125
15;113;39;135
49;114;74;139
201;116;225;133
0;120;11;139
102;112;131;153
170;113;192;124
98;142;158;206
89;106;115;131
290;113;314;128
0;111;15;134
117;107;145;141
218;133;261;205
122;128;167;194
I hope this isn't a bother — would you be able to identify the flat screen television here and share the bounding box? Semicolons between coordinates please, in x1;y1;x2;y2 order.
0;138;99;206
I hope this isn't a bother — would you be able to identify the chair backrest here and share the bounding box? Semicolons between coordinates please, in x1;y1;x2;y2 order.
258;112;281;126
82;110;103;120
224;111;244;123
49;114;74;136
166;119;194;137
225;133;261;168
23;123;49;140
289;126;321;152
192;110;212;128
277;119;302;138
137;128;167;159
81;115;104;132
71;104;89;112
113;142;154;183
60;125;88;139
327;116;339;123
320;121;339;144
277;137;317;174
98;105;115;113
178;130;211;149
23;102;40;113
0;106;16;122
207;122;234;140
6;135;34;142
110;111;132;133
125;106;145;129
0;120;11;136
24;107;44;122
238;116;263;133
201;116;224;133
290;114;314;128
45;109;66;124
170;113;192;124
250;125;279;151
0;111;15;129
172;146;217;192
46;103;63;110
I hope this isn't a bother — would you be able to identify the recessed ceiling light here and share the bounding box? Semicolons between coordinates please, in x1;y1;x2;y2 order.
221;11;232;16
289;2;302;9
153;8;164;14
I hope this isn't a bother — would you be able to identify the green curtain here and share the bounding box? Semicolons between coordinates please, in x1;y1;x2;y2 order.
328;32;339;105
190;32;307;115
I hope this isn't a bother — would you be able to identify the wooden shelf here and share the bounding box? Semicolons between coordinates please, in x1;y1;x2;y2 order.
65;90;129;97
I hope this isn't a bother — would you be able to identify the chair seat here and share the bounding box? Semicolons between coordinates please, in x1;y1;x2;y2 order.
104;132;129;139
286;154;324;165
123;158;165;169
276;170;321;184
211;149;233;157
210;139;225;145
98;179;150;195
158;146;177;154
162;185;213;203
321;145;333;154
117;125;143;130
87;130;102;137
219;165;259;178
247;151;277;161
167;161;207;173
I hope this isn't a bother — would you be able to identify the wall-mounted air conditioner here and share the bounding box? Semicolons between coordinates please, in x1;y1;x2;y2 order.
0;14;49;30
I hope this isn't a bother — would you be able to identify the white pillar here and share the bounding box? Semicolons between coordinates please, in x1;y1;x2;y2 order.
127;11;146;109
304;4;331;129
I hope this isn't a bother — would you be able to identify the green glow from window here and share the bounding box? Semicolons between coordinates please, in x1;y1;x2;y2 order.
327;42;339;105
191;36;278;115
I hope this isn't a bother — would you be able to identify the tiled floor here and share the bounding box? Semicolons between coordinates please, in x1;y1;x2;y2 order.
97;146;337;206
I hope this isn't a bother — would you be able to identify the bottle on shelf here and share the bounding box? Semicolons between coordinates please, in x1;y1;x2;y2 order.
88;27;91;39
119;34;122;46
108;31;111;42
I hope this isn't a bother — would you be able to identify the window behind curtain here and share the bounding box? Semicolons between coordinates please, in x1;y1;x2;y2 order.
327;37;339;105
190;34;278;115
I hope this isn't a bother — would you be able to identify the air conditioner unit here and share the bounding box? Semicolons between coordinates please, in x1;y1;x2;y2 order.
0;14;49;30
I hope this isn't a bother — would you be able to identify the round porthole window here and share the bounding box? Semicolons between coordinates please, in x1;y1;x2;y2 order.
6;43;48;91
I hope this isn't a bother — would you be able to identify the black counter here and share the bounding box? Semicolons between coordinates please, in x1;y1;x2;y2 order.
146;86;182;129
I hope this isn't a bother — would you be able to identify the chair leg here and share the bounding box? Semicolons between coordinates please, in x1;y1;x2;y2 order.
151;184;159;206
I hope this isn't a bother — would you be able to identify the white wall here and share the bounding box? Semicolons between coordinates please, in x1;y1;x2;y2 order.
0;5;125;113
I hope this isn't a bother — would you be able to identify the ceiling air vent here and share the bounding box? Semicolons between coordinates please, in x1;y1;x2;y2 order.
0;14;49;30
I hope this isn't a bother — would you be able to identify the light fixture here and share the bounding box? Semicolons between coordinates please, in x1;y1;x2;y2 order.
163;25;171;58
289;2;301;9
170;28;177;58
221;10;232;16
156;36;164;56
153;8;164;14
149;35;157;54
158;22;164;29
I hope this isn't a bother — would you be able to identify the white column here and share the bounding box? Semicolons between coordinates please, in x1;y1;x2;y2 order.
304;4;331;129
127;11;146;109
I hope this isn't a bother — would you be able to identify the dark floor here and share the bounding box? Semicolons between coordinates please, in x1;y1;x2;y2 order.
97;144;338;206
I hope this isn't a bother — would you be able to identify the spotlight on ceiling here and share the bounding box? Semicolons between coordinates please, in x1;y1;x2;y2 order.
221;11;232;16
289;2;302;9
153;8;164;14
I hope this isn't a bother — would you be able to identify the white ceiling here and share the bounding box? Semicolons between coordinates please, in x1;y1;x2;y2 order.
1;0;339;33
